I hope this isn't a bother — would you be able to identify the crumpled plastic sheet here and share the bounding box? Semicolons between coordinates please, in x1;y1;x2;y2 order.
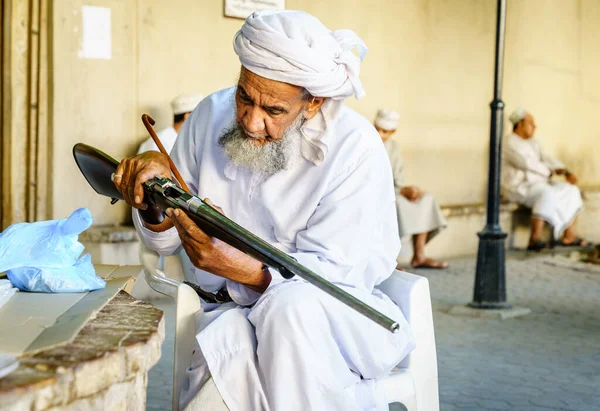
0;208;106;293
8;254;105;293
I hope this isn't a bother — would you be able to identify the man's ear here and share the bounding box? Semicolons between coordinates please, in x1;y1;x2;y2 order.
304;96;326;120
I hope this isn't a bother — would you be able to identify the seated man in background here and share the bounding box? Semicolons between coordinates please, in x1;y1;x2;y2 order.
502;108;588;251
137;93;203;154
115;10;414;411
375;109;448;269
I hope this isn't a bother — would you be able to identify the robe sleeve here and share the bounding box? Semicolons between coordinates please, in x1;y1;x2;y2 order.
503;138;552;178
539;146;565;171
385;140;405;190
226;279;263;306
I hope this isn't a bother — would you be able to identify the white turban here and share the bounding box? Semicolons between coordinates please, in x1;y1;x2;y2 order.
509;107;528;125
233;10;368;100
374;109;400;130
171;93;204;115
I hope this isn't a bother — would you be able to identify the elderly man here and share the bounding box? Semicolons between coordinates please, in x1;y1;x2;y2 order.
137;93;203;154
114;10;414;411
502;108;588;251
375;109;448;269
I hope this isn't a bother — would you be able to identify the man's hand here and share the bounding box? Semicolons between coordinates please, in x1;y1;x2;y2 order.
113;151;172;209
554;168;566;175
400;186;423;202
168;199;271;293
565;172;578;185
553;169;578;185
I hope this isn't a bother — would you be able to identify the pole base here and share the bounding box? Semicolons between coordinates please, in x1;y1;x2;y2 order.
468;301;511;309
449;304;531;320
472;227;508;305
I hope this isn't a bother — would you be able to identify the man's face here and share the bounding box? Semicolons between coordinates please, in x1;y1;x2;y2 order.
375;125;396;142
220;67;326;175
517;114;536;139
235;67;313;147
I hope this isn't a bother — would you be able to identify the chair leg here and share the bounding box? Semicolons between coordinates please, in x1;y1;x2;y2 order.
389;402;409;411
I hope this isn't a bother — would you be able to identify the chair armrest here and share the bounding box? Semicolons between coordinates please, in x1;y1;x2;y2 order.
139;244;181;299
377;270;439;410
377;270;437;369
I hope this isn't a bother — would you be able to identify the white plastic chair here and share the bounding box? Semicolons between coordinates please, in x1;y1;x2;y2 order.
140;245;440;411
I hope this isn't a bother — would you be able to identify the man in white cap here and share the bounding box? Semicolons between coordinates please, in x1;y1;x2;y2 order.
137;93;204;154
502;108;588;251
114;10;414;411
375;109;448;269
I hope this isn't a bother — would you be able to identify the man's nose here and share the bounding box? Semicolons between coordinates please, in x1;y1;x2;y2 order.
242;106;266;134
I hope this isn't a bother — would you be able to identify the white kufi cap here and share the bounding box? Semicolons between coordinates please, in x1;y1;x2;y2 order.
509;107;528;125
171;94;204;115
374;109;400;130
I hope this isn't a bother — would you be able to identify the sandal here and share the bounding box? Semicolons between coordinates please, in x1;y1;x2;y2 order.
527;240;548;252
553;237;591;248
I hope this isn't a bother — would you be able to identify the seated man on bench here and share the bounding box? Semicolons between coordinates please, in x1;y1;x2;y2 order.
375;109;448;269
502;108;589;251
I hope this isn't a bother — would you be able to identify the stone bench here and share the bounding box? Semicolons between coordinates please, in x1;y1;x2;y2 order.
500;185;600;249
399;201;516;260
398;185;600;260
79;225;141;267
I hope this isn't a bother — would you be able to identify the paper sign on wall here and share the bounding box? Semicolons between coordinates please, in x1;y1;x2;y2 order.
78;6;111;60
224;0;285;20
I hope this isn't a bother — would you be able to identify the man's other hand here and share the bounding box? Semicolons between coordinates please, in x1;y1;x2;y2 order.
401;186;423;202
168;200;270;293
566;172;578;185
113;152;171;209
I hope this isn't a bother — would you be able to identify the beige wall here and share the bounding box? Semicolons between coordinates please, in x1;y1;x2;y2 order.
53;0;138;224
52;0;600;225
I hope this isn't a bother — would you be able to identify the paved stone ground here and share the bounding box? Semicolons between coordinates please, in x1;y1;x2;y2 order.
147;255;600;410
147;299;176;411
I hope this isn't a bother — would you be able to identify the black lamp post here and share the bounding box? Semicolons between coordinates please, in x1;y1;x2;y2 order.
470;0;509;309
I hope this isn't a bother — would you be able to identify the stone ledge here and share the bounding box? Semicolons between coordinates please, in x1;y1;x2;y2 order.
448;304;532;320
441;202;519;218
441;184;600;219
0;292;164;410
79;225;138;243
580;184;600;193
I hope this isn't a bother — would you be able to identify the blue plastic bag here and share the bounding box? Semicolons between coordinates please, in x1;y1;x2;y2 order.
0;208;106;293
7;254;105;293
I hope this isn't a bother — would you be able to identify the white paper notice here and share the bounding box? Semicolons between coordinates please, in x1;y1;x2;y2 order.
78;6;111;60
225;0;285;19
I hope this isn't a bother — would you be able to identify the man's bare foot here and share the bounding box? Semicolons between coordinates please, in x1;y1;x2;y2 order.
411;257;448;269
559;235;589;247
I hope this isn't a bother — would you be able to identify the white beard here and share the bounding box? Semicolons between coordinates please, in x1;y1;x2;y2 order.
218;112;305;176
